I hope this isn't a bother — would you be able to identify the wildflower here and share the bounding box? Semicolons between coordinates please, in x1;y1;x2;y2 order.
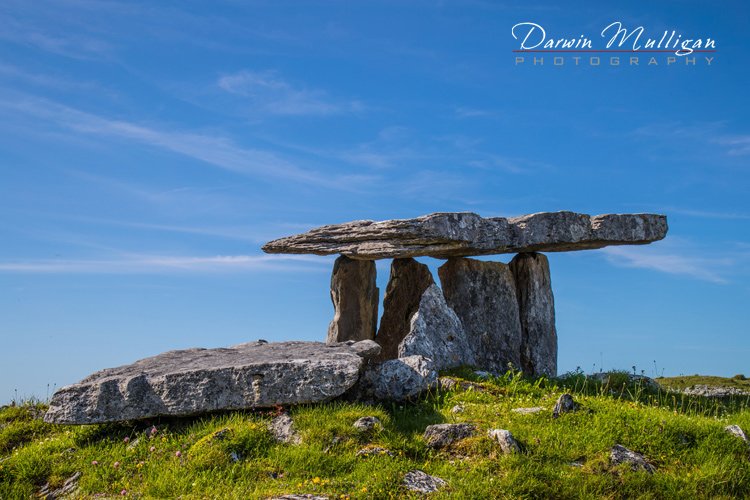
312;476;321;484
91;460;99;466
149;426;158;437
120;489;127;496
175;450;182;458
361;486;368;493
123;437;130;443
113;461;120;468
149;446;156;452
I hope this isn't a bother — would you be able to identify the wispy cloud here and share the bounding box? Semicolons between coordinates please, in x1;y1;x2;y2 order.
0;93;376;190
0;253;330;274
455;106;495;118
633;121;750;158
600;245;731;284
714;135;750;156
217;70;364;116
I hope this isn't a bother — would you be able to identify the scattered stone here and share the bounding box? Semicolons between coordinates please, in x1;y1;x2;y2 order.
375;258;435;361
399;284;476;371
262;211;668;259
439;258;522;372
269;413;301;445
423;423;476;448
347;340;382;359
488;429;520;454
725;424;749;444
353;416;382;432
402;470;447;494
512;407;545;415
610;444;655;473
45;341;365;424
269;495;329;500
39;471;81;499
510;252;557;376
356;446;394;457
681;385;750;398
126;437;140;450
451;404;465;414
327;256;379;344
553;394;579;418
357;355;438;402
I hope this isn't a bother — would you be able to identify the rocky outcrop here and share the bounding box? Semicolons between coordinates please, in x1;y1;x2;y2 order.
423;423;476;448
326;256;378;344
439;258;523;372
45;341;368;424
356;355;438;402
375;258;434;361
610;444;655;473
262;211;668;260
398;284;475;371
510;252;557;376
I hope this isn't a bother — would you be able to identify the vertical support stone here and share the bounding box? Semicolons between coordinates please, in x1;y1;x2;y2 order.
326;255;378;344
375;258;434;361
509;252;557;377
438;257;523;372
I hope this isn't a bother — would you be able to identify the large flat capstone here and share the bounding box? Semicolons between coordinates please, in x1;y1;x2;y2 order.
262;211;667;260
45;341;368;424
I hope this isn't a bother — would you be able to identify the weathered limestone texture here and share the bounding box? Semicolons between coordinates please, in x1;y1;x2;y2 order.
45;341;367;424
510;252;557;376
326;255;379;344
439;257;523;372
262;211;668;260
375;258;434;361
398;284;476;371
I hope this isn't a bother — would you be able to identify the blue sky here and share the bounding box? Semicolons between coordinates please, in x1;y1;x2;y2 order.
1;1;748;403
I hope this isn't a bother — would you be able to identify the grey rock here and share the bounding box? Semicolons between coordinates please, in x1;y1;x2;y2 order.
398;284;476;371
262;211;668;260
327;256;379;344
356;446;394;457
438;377;485;393
510;252;557;376
610;444;655;473
512;406;545;415
39;471;81;499
423;423;476;448
725;424;749;444
375;258;435;361
681;385;750;398
269;413;301;445
356;355;438;402
45;341;365;424
553;393;579;418
269;496;329;500
348;340;382;359
450;404;465;414
439;258;522;372
488;429;520;454
353;416;382;432
402;470;447;493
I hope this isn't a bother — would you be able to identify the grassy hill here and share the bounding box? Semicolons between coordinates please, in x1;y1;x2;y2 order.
2;370;749;499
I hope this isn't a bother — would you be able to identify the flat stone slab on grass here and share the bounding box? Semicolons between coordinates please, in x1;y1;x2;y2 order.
262;211;667;260
45;341;368;425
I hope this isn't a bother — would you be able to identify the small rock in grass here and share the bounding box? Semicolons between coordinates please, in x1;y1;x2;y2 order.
725;424;749;444
488;429;520;454
402;470;447;493
512;407;544;415
269;495;329;500
353;416;382;432
450;404;465;414
356;446;394;457
423;423;476;448
552;393;579;418
269;413;301;445
610;444;655;473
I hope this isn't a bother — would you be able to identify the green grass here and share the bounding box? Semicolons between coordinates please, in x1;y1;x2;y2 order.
658;374;750;392
1;372;749;499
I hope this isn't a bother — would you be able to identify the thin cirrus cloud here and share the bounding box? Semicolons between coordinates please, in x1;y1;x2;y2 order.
0;253;330;274
599;245;731;284
217;70;364;116
0;93;376;190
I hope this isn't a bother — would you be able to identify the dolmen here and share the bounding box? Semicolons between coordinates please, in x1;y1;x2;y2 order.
45;211;666;424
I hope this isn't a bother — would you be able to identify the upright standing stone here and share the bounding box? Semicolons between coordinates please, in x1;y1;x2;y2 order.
510;252;557;377
438;257;522;372
327;256;379;344
398;284;476;370
376;258;434;361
